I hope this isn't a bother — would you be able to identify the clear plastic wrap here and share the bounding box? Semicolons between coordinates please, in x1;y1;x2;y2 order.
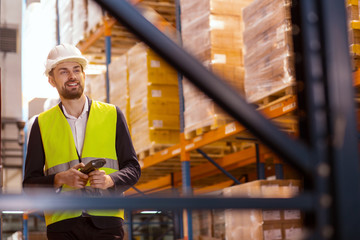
58;0;73;44
109;55;129;123
223;180;303;240
72;0;86;45
243;0;295;103
86;73;106;103
180;0;252;135
127;43;180;152
86;0;103;33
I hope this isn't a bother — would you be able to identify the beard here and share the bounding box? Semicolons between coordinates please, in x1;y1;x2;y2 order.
59;81;84;100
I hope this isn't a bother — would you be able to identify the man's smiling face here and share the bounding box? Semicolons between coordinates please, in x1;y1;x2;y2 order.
49;62;85;100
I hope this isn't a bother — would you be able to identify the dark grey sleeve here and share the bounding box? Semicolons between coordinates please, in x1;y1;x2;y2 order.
109;107;141;193
23;117;56;189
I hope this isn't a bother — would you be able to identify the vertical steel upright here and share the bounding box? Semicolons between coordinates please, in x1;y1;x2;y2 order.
92;0;360;238
127;210;133;240
104;19;111;103
291;0;360;239
56;0;60;44
318;0;360;238
175;0;191;238
23;213;28;240
0;68;2;240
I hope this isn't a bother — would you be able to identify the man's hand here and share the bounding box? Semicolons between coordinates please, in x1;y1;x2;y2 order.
54;163;89;189
88;170;114;189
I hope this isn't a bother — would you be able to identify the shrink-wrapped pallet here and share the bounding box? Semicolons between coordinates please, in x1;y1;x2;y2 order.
109;55;130;124
180;0;253;136
86;73;107;103
223;180;303;240
127;43;180;153
87;0;104;33
58;0;73;44
243;0;294;103
73;0;86;44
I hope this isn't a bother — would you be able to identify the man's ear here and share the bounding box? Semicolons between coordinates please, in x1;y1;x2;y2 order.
48;76;55;87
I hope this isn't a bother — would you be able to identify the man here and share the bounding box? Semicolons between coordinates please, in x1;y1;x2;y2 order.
23;43;141;240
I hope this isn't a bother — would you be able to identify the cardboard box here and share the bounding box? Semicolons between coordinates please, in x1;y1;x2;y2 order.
127;43;180;152
223;180;303;240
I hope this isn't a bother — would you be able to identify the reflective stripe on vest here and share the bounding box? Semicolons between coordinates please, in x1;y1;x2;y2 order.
38;100;123;226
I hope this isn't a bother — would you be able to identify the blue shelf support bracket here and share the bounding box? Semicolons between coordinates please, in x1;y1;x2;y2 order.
181;160;193;240
126;210;133;240
255;143;266;180
104;19;112;103
275;163;284;180
23;213;28;240
197;149;241;185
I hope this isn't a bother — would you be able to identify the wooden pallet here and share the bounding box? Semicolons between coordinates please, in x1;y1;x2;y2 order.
184;116;234;140
252;85;297;108
136;143;173;160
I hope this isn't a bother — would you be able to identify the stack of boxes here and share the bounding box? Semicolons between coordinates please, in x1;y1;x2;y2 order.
223;180;303;240
85;73;107;103
347;0;360;69
127;43;180;153
180;0;253;136
243;0;294;103
109;55;130;126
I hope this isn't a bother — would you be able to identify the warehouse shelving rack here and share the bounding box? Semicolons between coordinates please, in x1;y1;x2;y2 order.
92;0;360;239
0;0;359;240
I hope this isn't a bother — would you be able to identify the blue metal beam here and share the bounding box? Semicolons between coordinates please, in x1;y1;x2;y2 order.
255;144;266;180
105;35;111;103
319;0;360;238
0;194;315;211
197;149;241;185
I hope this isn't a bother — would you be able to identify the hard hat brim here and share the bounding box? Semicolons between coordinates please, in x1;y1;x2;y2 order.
45;56;88;77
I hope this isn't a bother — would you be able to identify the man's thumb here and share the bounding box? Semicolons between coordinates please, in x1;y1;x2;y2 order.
72;162;85;169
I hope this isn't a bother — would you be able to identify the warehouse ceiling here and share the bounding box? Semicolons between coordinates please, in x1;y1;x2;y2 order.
77;0;176;65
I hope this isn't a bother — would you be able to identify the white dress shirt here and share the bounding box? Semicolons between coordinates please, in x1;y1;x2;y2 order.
62;97;89;156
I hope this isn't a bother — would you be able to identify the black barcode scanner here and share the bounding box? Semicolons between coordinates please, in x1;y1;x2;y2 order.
80;158;106;174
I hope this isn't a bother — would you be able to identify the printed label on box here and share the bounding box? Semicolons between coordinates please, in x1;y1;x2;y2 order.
212;54;227;64
151;60;161;68
151;90;162;97
210;19;225;30
153;120;163;128
225;122;236;135
264;229;282;240
263;210;281;221
284;210;301;220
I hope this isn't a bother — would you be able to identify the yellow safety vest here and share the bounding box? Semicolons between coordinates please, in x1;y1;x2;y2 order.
38;100;124;226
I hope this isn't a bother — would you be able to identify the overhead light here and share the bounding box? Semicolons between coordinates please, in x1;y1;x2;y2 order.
140;210;160;214
2;211;24;214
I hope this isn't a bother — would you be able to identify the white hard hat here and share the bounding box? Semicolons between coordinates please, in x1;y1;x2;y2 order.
45;43;88;77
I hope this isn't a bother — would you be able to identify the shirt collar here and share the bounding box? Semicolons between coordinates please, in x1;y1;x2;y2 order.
62;97;89;120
